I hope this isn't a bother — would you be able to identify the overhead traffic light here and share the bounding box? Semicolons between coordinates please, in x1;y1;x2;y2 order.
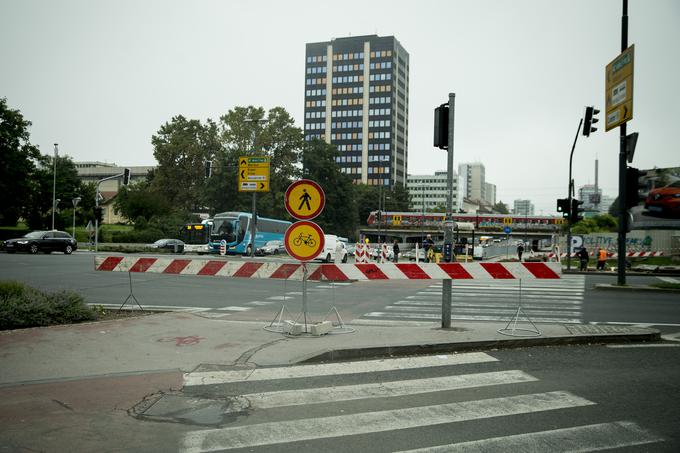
123;168;131;185
94;207;103;224
556;198;570;219
570;198;585;223
583;106;600;137
625;167;645;209
433;104;449;149
205;160;212;178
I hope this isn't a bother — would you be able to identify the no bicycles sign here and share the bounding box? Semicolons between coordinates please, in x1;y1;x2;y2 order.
284;179;325;261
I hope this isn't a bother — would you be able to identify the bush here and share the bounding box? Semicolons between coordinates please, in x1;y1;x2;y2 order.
0;281;97;330
111;228;165;243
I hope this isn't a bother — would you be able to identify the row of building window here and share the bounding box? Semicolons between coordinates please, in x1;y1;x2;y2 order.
369;131;391;139
369;73;392;81
370;85;392;93
333;64;364;72
333;52;364;61
367;166;390;174
368;178;391;186
368;120;391;128
336;144;363;152
304;133;324;141
305;111;326;119
370;50;392;59
306;66;327;74
342;167;362;174
305;89;326;97
332;86;363;95
307;55;328;63
337;155;362;163
332;75;364;84
305;123;325;130
370;61;392;70
305;100;326;108
368;143;391;151
332;121;362;129
369;108;391;116
332;98;363;106
306;77;326;86
331;109;363;118
369;96;391;105
331;132;363;140
368;155;391;162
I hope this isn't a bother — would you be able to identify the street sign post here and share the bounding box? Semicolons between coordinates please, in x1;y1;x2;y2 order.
605;44;634;131
238;156;270;192
284;179;325;220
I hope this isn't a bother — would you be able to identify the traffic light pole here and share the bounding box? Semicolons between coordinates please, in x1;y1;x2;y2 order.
442;92;455;329
566;118;583;271
616;0;628;285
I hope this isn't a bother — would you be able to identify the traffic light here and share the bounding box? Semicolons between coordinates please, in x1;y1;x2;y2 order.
376;210;382;222
94;207;103;224
205;160;212;178
123;168;131;185
625;167;645;209
433;104;449;149
570;198;585;223
583;106;600;137
556;198;570;218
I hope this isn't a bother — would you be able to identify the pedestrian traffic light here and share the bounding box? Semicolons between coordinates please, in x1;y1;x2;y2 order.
123;168;131;185
433;104;449;149
205;160;212;178
556;198;570;218
570;198;585;223
625;167;645;209
583;106;600;137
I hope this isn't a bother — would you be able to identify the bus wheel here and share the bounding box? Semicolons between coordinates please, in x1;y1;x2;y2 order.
244;245;252;257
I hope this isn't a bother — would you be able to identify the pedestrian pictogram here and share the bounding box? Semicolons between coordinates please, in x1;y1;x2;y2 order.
284;221;325;261
285;179;325;220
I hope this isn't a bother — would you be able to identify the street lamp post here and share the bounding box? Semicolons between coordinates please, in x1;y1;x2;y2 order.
72;197;81;239
52;144;58;230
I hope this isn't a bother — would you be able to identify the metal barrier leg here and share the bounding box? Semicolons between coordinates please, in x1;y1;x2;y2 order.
119;271;144;312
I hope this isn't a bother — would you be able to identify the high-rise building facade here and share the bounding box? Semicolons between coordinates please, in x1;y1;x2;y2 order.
304;35;409;187
513;199;535;216
457;163;486;208
407;171;458;212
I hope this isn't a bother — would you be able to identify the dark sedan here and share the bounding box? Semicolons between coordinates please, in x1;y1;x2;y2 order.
148;239;185;253
4;230;78;254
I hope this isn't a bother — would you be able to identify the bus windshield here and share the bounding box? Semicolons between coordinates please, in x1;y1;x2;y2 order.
211;216;246;244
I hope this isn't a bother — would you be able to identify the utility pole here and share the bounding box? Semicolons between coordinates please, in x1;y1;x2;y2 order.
616;0;629;285
52;144;58;230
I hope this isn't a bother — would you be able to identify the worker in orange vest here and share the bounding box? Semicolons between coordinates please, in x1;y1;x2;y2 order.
597;247;607;271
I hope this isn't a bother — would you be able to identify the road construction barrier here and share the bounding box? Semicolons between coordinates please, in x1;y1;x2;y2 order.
547;251;664;259
380;243;389;263
95;256;561;281
354;243;369;263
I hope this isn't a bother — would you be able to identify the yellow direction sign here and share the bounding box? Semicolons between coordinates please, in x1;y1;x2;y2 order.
238;156;270;192
284;179;325;220
284;221;325;261
605;45;634;131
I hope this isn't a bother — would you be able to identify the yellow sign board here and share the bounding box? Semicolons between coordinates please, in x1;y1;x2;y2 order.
238;156;270;192
502;217;513;225
392;215;402;226
284;179;325;220
284;221;325;261
605;45;634;131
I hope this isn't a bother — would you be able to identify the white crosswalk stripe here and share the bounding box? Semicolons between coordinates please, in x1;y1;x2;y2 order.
360;275;586;325
179;351;663;452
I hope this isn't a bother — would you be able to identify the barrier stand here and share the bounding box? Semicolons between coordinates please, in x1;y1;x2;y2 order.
263;304;295;333
497;279;541;337
119;271;144;312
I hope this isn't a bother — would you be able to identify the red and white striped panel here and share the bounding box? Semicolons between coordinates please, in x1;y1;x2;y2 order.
546;251;663;259
95;256;561;281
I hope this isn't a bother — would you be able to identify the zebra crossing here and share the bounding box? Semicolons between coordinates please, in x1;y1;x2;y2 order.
355;275;586;325
179;351;663;452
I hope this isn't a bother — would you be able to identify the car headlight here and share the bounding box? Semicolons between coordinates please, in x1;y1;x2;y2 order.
17;240;28;244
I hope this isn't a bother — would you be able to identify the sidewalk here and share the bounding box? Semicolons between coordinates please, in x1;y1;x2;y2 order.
0;313;660;452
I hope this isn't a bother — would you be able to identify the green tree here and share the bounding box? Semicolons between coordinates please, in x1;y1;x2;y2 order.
0;98;42;226
300;139;356;238
493;201;510;214
151;115;220;212
114;180;172;222
571;214;618;234
353;184;379;228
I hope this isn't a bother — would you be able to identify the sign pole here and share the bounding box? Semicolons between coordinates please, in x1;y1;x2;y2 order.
442;92;455;329
616;0;628;285
251;192;257;258
302;263;308;333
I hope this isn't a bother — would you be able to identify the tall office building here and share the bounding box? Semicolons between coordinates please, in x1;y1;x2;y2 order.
304;35;410;187
513;199;535;216
457;163;486;208
407;171;459;212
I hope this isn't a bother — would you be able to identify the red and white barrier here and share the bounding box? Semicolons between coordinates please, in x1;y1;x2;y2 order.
547;251;664;259
95;256;561;281
354;243;369;263
380;243;389;263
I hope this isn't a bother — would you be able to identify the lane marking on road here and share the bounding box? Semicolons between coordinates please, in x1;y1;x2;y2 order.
183;353;497;386
396;300;582;309
349;319;439;327
216;306;251;312
657;277;680;284
661;332;680;343
384;305;582;317
394;421;663;453
234;370;537;411
590;321;680;327
364;312;582;324
245;301;275;306
179;391;594;452
607;343;680;348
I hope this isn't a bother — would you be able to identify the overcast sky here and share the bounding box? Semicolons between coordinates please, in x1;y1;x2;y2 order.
2;0;678;214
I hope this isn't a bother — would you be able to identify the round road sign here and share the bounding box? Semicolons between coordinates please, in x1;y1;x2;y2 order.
284;221;325;261
285;179;325;220
504;226;512;234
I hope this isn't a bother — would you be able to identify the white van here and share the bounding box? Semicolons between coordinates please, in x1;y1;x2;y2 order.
315;234;349;263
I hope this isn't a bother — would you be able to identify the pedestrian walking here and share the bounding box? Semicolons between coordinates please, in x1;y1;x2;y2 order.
423;234;434;263
392;239;400;263
597;247;607;271
517;242;524;261
577;247;589;271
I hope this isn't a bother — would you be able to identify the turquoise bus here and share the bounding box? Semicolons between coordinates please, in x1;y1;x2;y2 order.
209;212;291;255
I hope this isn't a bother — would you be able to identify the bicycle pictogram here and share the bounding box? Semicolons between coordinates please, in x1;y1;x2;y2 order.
293;232;317;248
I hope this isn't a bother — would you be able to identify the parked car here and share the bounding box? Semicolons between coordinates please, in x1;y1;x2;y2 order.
645;180;680;216
148;239;184;253
403;247;425;261
371;244;394;261
314;234;349;263
256;240;286;256
4;230;78;254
